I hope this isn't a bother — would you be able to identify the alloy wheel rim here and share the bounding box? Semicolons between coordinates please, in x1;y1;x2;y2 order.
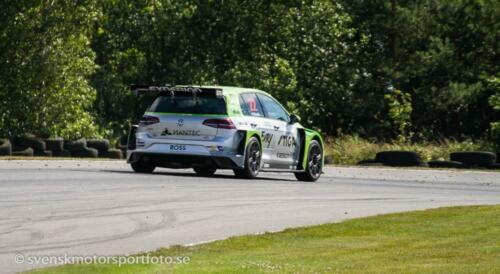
308;145;322;177
249;142;261;173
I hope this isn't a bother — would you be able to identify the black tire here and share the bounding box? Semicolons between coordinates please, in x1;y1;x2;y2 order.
71;147;98;158
0;139;12;156
64;138;87;152
13;136;46;151
375;151;424;167
233;137;261;179
193;167;217;176
52;149;71;157
34;150;53;157
450;151;496;167
357;159;380;165
488;163;500;170
45;139;64;151
428;160;466;169
295;140;323;182
104;149;123;159
131;161;155;173
87;139;110;154
12;147;34;157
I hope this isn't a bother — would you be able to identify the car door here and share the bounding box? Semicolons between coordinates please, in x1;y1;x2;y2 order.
239;93;275;165
257;93;301;170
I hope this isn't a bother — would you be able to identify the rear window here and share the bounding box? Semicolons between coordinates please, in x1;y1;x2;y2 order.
148;95;227;115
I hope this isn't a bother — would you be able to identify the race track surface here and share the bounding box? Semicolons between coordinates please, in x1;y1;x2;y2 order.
1;160;499;273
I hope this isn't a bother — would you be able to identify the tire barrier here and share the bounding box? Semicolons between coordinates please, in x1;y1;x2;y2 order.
12;147;34;157
13;136;46;151
52;149;71;157
2;136;127;159
357;159;381;165
375;151;424;167
428;160;466;169
64;138;87;152
70;147;98;158
87;139;110;156
0;139;12;156
104;149;123;159
45;139;64;152
450;151;496;167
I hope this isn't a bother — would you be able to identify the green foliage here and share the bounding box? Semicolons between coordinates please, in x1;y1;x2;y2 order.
0;0;101;139
487;76;500;147
0;0;498;143
384;88;412;141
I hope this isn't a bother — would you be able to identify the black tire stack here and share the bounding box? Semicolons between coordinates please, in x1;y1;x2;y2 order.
450;151;499;169
46;138;71;157
87;139;123;159
0;139;12;156
358;150;499;169
64;138;98;158
357;151;425;167
12;136;51;157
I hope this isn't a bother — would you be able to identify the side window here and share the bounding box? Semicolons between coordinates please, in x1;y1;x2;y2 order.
257;94;290;122
239;93;264;117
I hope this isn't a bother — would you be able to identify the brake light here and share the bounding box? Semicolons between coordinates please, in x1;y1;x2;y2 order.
139;115;160;126
203;118;236;129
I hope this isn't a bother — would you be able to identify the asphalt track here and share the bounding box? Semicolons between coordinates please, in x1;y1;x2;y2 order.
1;160;499;273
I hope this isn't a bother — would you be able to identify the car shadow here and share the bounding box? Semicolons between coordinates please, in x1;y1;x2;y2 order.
101;169;297;182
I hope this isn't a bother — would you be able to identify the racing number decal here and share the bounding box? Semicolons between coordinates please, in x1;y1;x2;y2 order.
261;131;273;148
246;98;258;112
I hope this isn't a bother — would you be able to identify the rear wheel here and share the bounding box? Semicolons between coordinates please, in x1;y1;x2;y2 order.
131;161;155;173
193;167;217;176
234;137;261;179
295;140;322;182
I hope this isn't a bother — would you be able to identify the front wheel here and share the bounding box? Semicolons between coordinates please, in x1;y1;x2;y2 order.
295;140;323;182
193;167;217;176
234;137;261;179
131;161;155;173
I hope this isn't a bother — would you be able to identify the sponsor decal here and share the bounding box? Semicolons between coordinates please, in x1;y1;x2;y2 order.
176;119;184;127
161;128;200;136
277;152;290;159
278;135;296;148
169;144;186;151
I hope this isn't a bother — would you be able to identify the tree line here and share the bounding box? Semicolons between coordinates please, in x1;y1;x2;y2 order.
0;0;498;144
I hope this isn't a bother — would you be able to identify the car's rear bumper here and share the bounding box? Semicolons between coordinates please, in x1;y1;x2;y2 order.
126;131;246;169
128;152;241;169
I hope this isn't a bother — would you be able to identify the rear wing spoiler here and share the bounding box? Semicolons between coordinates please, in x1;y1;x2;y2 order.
131;85;223;97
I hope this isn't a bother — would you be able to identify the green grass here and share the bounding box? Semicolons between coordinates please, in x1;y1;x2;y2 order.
29;205;500;274
326;135;496;165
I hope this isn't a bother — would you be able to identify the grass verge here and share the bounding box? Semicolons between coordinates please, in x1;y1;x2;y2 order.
29;205;500;274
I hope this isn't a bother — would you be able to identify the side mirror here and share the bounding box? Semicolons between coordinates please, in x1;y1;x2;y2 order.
289;114;301;124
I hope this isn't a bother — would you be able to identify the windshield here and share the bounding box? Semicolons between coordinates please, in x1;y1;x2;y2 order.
148;95;227;115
